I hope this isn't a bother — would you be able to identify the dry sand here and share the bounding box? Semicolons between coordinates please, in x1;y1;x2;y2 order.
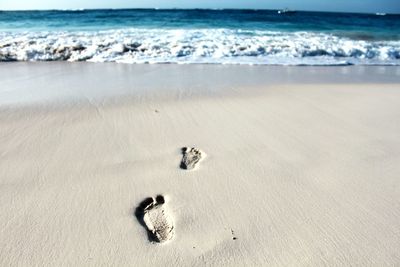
0;63;400;266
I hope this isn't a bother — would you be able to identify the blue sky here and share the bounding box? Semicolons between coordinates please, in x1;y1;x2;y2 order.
0;0;399;13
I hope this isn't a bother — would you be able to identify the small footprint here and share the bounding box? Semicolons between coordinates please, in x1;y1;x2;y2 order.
180;147;204;170
135;195;174;243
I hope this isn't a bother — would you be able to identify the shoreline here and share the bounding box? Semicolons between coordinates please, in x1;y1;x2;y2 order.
1;62;400;107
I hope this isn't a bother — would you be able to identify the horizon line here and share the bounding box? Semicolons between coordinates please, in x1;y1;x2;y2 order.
0;7;397;15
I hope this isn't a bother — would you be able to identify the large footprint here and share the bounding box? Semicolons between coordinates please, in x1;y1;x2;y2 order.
180;147;205;170
135;195;174;243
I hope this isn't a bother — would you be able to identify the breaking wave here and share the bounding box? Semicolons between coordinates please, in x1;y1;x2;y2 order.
1;29;399;65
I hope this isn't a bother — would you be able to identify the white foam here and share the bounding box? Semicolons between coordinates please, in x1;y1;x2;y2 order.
0;29;399;65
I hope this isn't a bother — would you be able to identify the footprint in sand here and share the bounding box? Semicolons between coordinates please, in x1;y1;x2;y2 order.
180;147;204;170
135;195;174;243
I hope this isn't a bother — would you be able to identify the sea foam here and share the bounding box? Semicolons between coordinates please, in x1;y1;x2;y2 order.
0;29;399;65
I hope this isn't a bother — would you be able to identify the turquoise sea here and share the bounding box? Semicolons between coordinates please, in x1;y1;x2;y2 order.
0;9;399;65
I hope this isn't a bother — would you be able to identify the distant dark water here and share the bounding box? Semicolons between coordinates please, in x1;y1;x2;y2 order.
0;9;399;65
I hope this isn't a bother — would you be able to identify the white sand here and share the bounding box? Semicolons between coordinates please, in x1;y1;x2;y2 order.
0;63;400;266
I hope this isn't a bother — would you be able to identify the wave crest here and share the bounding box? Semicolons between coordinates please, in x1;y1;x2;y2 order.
0;29;399;65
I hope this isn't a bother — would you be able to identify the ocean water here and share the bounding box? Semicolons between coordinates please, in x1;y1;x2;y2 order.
0;9;399;65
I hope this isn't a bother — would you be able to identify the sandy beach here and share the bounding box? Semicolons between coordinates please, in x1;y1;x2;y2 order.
0;63;400;266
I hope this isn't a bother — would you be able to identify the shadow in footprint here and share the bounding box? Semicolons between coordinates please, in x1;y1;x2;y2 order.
135;197;157;242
